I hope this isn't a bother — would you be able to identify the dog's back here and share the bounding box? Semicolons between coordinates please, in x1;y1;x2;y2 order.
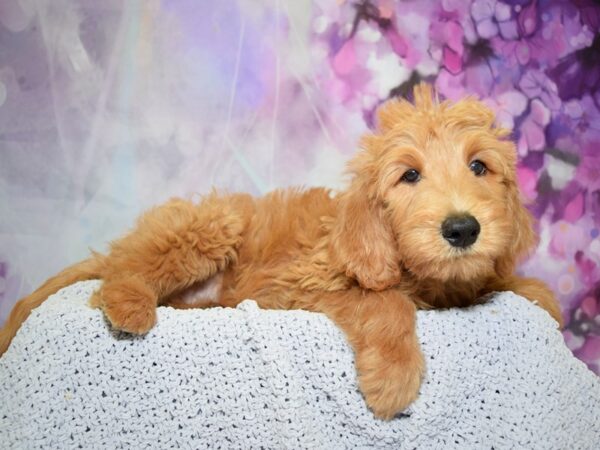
219;187;349;309
0;187;341;353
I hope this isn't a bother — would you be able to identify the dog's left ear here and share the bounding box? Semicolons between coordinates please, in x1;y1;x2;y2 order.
330;150;402;291
495;171;537;278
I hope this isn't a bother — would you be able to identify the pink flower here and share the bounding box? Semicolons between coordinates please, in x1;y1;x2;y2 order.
549;220;588;259
484;89;528;129
444;20;465;56
516;0;538;38
565;288;600;373
563;192;585;223
430;20;465;74
575;251;599;286
384;27;409;58
519;69;561;111
576;335;600;369
436;61;496;101
493;1;593;67
471;0;499;39
580;294;599;318
435;68;468;101
517;99;551;155
576;153;600;192
516;165;539;200
332;40;357;76
564;95;600;140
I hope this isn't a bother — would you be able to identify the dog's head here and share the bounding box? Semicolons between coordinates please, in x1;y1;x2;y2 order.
332;84;535;289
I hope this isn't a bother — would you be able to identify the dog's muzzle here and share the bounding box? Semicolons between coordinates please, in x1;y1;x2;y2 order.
441;214;481;248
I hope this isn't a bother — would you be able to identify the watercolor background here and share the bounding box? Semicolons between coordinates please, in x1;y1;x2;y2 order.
0;0;599;373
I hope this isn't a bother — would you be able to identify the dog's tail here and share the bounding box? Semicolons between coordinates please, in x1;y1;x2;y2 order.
0;255;105;356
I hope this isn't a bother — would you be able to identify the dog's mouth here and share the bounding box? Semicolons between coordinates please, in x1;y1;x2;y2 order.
403;245;494;282
445;246;478;258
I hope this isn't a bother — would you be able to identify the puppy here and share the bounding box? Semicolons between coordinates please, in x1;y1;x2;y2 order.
0;84;562;419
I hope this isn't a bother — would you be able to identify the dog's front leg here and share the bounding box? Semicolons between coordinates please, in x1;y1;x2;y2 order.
307;288;424;420
487;275;563;328
93;194;250;334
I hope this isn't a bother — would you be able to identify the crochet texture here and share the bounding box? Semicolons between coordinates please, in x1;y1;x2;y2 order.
1;280;599;449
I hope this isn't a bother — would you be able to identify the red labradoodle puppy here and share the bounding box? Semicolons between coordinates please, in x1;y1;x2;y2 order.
0;84;562;419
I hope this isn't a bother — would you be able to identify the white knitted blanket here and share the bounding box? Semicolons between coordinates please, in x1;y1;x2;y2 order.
1;281;599;449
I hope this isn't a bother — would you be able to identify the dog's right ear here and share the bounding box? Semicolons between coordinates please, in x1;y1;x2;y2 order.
330;150;402;291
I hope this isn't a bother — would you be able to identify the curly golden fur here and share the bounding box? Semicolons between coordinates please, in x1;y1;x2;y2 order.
0;85;562;419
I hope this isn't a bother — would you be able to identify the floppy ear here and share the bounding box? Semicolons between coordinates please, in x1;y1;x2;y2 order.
330;151;402;291
494;175;537;278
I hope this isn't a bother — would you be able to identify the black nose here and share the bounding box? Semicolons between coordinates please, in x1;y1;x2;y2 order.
441;215;481;248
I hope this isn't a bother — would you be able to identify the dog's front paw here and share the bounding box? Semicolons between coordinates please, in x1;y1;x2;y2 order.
357;346;424;420
97;277;158;334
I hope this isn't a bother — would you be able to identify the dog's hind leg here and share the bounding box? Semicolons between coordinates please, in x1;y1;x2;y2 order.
92;193;252;334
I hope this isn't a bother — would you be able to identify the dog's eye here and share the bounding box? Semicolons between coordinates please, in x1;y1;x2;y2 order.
400;169;421;184
469;160;487;176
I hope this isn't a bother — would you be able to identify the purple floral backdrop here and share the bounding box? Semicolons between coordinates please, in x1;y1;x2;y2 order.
0;0;599;373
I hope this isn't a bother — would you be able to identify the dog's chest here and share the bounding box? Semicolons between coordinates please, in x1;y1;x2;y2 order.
410;278;485;309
